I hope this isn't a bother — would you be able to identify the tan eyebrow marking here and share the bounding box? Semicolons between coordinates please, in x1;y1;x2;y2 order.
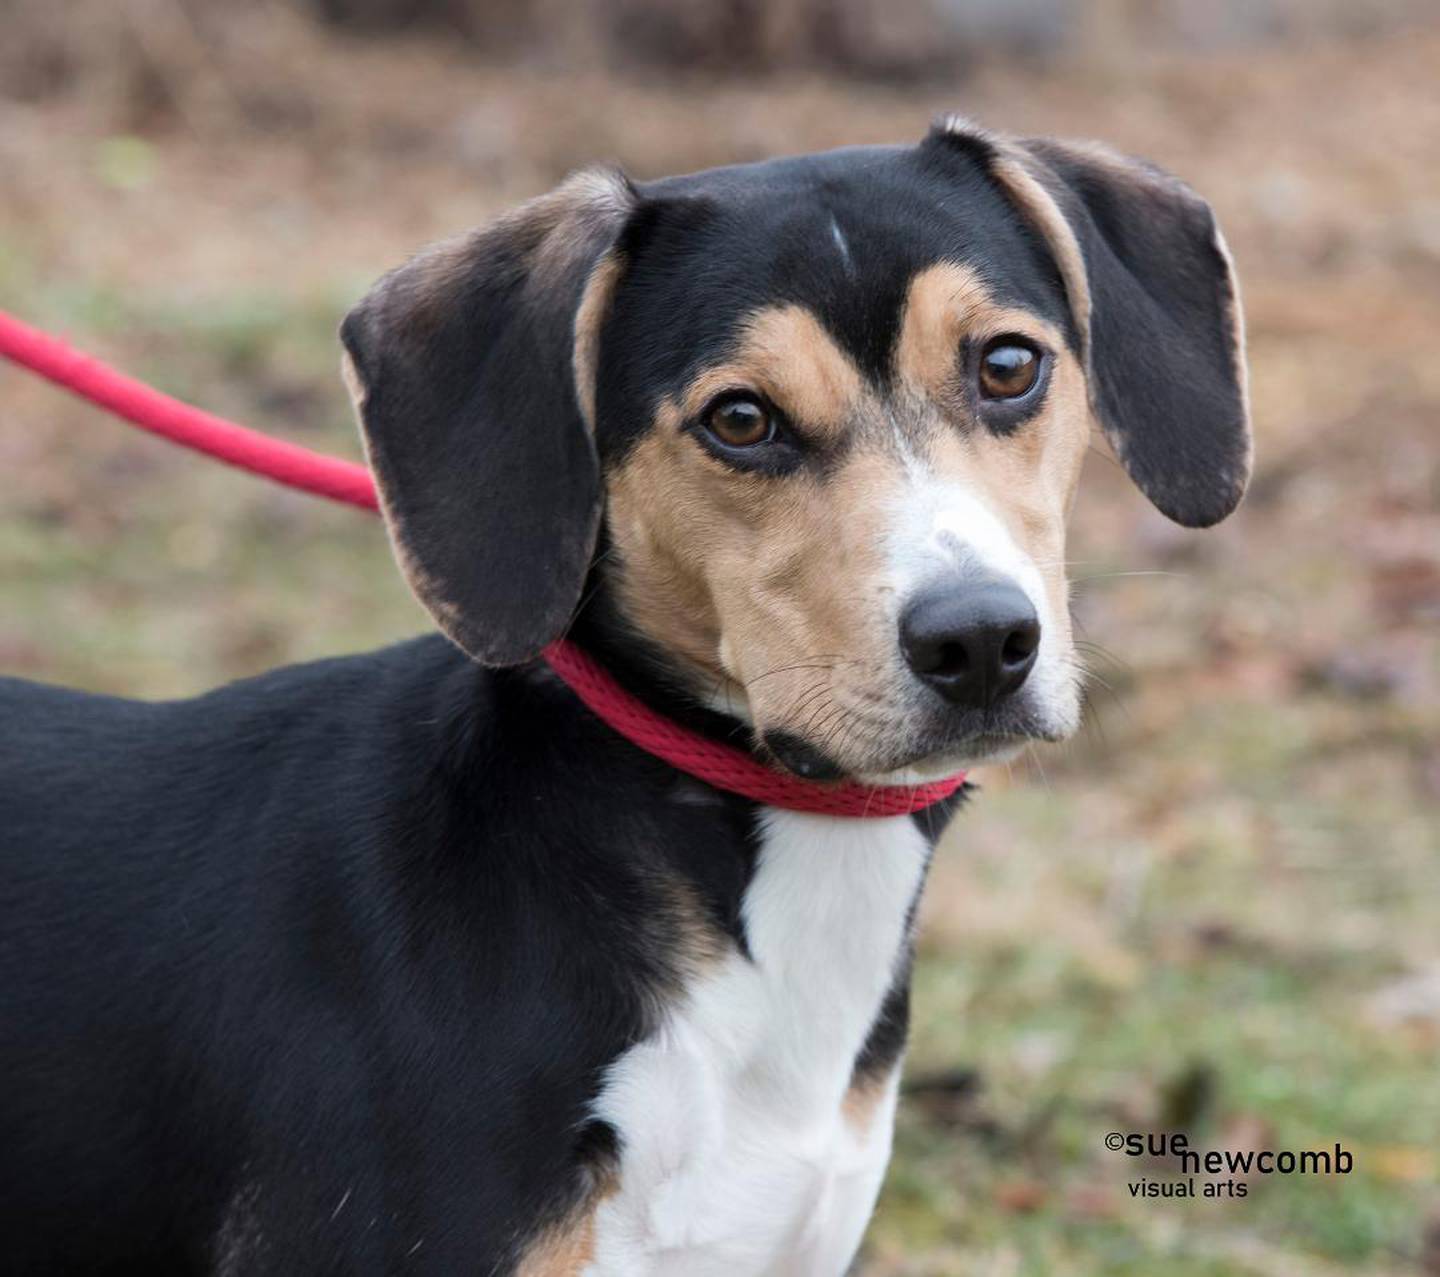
678;305;864;444
893;261;1068;409
892;261;993;401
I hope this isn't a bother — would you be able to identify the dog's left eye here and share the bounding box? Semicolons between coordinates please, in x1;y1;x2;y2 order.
978;339;1041;400
704;394;775;449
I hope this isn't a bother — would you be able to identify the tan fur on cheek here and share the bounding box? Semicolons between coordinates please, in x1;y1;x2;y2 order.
603;307;872;699
984;351;1090;629
605;403;907;744
715;449;900;687
603;407;730;681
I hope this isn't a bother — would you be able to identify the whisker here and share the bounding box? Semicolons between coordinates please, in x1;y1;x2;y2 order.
1073;569;1187;582
746;659;841;686
1023;742;1052;793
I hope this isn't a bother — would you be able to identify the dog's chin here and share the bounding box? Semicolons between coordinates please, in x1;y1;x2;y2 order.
774;702;1079;786
762;730;1038;787
742;674;1080;786
856;735;1030;786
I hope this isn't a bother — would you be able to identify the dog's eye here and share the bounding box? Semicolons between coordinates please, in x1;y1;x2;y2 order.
978;339;1041;400
704;394;775;448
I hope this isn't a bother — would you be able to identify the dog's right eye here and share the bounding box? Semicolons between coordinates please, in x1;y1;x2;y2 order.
704;394;775;449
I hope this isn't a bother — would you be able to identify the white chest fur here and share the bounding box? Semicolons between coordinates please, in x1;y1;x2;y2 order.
584;810;930;1277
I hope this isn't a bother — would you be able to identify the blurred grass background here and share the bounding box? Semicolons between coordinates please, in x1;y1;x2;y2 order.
2;2;1439;1272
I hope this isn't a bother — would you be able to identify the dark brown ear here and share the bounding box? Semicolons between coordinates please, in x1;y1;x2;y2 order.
341;169;635;665
928;119;1251;528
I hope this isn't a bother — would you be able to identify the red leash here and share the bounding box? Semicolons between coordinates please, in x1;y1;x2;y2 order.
0;311;379;512
0;309;965;818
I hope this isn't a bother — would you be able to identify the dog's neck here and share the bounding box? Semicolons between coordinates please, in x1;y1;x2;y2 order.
566;557;758;756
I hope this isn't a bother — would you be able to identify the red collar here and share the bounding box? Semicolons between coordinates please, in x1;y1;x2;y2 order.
0;310;966;818
542;640;966;818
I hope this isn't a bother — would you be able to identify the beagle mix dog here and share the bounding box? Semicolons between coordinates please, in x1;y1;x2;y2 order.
0;119;1249;1275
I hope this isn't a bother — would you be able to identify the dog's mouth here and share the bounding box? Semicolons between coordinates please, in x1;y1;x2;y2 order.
760;717;1062;785
760;730;852;782
718;655;1081;785
858;733;1037;784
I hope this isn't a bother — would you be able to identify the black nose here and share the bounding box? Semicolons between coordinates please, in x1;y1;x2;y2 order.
899;581;1040;709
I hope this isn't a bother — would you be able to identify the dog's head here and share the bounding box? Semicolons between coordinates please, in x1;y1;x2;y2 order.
341;120;1250;782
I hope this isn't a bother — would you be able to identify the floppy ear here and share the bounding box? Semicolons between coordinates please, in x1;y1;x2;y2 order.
929;119;1251;528
341;168;635;665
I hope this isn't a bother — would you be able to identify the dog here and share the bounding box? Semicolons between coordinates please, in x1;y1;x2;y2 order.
0;117;1250;1275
